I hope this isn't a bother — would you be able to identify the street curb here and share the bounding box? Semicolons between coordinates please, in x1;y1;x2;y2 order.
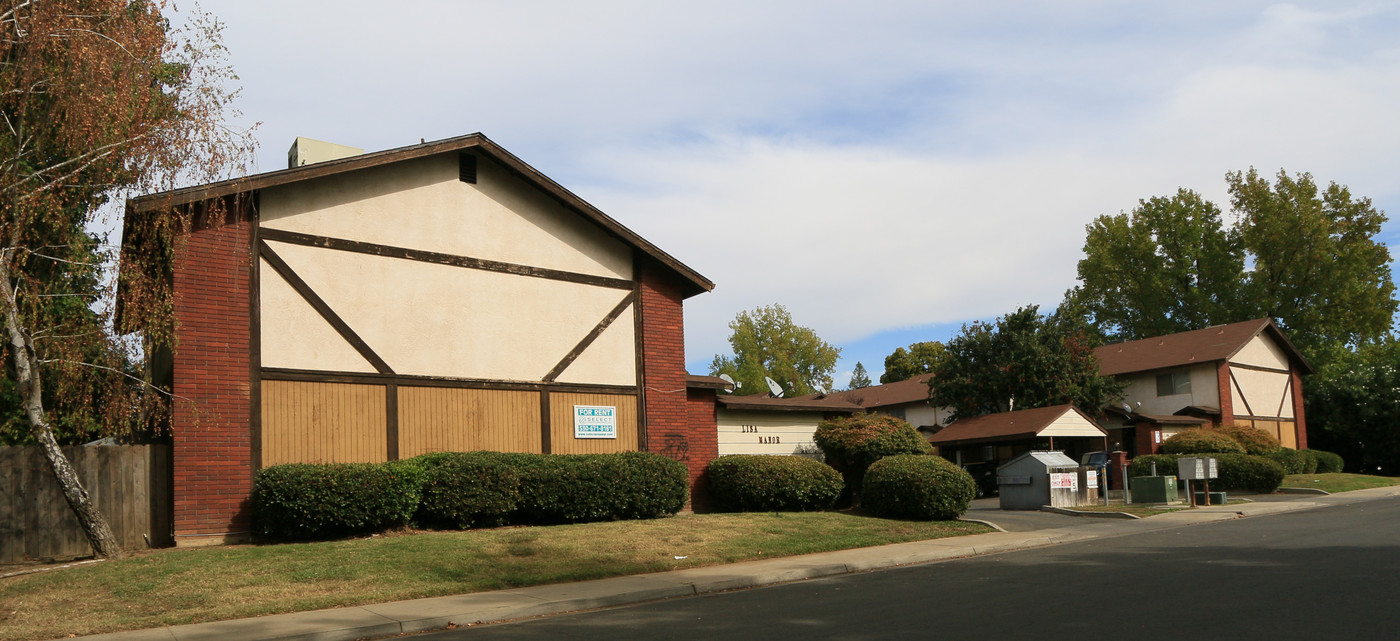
1277;487;1331;495
1040;506;1140;519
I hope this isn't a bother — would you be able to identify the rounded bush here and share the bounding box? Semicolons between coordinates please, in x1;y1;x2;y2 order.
416;451;522;529
861;455;975;520
1217;425;1282;455
1267;449;1315;475
253;461;424;540
706;455;843;512
1128;453;1284;493
1161;429;1246;455
1306;449;1345;474
814;414;931;502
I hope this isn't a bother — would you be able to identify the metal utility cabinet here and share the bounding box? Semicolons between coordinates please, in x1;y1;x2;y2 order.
997;451;1096;510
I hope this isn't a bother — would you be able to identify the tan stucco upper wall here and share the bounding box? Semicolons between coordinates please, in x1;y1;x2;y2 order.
263;241;635;383
716;409;824;456
1231;334;1291;370
259;154;633;280
1040;409;1108;437
259;258;378;373
1119;363;1220;415
1230;366;1294;418
901;403;948;428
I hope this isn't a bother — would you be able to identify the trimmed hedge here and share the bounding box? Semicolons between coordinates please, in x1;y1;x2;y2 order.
515;452;689;524
1217;425;1282;455
1161;429;1246;455
1306;449;1345;474
1267;448;1315;475
814;413;931;502
416;451;521;528
861;455;976;520
706;455;843;512
1128;452;1285;494
253;461;425;540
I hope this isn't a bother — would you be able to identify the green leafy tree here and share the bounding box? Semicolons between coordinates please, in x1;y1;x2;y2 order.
1065;189;1243;342
848;362;871;389
709;304;840;397
1066;171;1396;365
931;306;1123;420
1305;340;1400;475
879;341;946;383
0;1;252;558
1229;168;1396;359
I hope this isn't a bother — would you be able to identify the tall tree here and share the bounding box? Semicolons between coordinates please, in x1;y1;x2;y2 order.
1305;339;1400;475
848;362;871;389
1229;168;1396;358
880;340;945;383
930;306;1123;420
1065;189;1243;342
1;0;252;558
709;304;840;397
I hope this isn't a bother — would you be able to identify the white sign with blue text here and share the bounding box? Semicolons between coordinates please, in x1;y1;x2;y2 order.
573;405;617;439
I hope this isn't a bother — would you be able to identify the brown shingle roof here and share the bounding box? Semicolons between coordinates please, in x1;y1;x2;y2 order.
1093;318;1313;376
715;395;862;413
686;375;733;391
924;405;1105;446
812;374;934;409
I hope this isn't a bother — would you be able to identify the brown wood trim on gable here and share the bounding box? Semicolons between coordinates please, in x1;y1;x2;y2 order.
259;228;635;291
540;390;553;455
1228;362;1293;375
1227;370;1255;417
257;240;394;375
543;291;636;382
1274;376;1293;419
386;382;400;461
260;367;638;396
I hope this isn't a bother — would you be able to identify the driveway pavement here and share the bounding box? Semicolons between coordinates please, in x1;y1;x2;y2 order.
76;485;1400;641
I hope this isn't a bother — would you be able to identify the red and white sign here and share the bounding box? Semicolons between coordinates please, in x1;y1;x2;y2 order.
1049;473;1078;490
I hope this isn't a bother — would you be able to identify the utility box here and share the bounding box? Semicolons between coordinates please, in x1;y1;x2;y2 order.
1177;457;1218;481
998;451;1082;510
1131;475;1179;504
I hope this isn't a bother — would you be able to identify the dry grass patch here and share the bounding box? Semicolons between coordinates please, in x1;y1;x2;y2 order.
0;513;988;640
1282;473;1400;493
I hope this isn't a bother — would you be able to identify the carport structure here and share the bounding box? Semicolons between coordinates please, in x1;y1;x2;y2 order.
925;404;1108;467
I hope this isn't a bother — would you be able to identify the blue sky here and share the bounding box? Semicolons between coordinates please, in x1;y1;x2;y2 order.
183;1;1400;386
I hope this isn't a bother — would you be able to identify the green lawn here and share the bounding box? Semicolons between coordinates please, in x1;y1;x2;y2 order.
1281;472;1400;493
0;513;989;641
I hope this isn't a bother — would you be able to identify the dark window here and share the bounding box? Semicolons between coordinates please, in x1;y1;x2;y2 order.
1156;370;1191;396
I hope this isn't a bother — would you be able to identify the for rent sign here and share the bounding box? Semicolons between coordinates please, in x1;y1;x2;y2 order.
573;405;617;439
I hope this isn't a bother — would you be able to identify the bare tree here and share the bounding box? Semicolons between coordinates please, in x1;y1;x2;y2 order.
0;0;253;558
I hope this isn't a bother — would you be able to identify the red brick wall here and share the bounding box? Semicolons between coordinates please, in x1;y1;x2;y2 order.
686;388;718;511
170;209;253;542
1292;369;1308;449
638;261;716;509
1216;361;1234;427
1135;421;1161;455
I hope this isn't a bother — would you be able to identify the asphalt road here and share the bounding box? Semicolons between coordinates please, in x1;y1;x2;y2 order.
419;496;1400;641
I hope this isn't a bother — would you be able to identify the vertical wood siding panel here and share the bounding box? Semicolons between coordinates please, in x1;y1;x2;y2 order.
397;387;542;457
550;393;639;454
260;380;387;465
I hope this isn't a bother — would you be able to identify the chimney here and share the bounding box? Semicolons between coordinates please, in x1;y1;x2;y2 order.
287;137;363;168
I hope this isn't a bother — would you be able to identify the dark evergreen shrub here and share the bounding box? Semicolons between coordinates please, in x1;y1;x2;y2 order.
1267;448;1315;475
1161;429;1247;455
814;413;931;502
416;451;521;529
706;455;843;512
253;461;424;540
1306;449;1345;474
515;452;688;523
1128;452;1284;493
860;455;975;520
1217;425;1282;455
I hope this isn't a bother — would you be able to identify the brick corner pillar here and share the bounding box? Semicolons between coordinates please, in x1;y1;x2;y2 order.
170;208;254;546
1134;421;1160;455
1109;450;1129;490
637;261;715;511
1292;369;1308;449
1216;361;1235;428
686;387;720;511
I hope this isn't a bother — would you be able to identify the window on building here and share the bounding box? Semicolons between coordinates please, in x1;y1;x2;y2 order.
1156;370;1191;396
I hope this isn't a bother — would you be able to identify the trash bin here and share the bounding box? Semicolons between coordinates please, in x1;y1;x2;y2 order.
997;451;1082;510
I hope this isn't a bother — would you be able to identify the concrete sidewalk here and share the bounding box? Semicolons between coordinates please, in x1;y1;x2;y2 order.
78;485;1400;641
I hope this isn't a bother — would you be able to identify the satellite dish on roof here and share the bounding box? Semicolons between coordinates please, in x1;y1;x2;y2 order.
765;376;784;398
718;373;736;393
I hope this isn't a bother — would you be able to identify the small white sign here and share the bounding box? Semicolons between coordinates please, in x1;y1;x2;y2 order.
574;405;617;439
1086;470;1099;489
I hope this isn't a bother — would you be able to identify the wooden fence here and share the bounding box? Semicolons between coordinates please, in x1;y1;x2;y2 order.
0;445;171;564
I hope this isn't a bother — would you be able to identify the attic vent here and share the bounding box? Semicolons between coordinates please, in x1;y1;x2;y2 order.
459;153;477;183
